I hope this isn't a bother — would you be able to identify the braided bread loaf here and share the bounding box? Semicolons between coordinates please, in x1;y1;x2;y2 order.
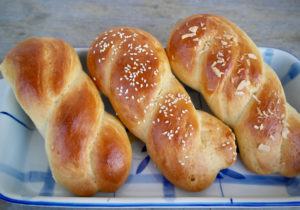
1;38;132;196
166;14;300;177
87;27;237;191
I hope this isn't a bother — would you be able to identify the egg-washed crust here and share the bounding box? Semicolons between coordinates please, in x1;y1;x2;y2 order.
1;38;132;196
87;27;237;191
167;14;300;177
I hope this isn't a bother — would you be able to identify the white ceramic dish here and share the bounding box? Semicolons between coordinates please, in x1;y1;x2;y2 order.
0;47;299;207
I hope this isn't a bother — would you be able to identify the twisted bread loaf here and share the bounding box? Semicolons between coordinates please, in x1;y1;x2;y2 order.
1;38;132;196
166;14;300;177
87;27;237;191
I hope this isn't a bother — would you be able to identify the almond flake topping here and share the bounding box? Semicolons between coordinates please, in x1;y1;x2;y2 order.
234;91;245;95
221;40;228;45
282;120;290;138
181;33;196;39
252;94;261;104
246;59;251;66
189;26;198;33
223;34;233;40
282;127;289;138
258;144;270;152
237;80;250;91
237;68;245;74
257;107;263;116
259;123;264;130
211;61;224;78
248;53;257;60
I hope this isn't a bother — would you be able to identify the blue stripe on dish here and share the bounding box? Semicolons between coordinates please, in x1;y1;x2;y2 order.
280;62;300;86
136;155;150;174
220;168;245;179
218;177;224;197
0;163;55;196
1;162;298;197
162;176;175;197
286;177;300;196
262;48;274;65
0;111;33;130
216;173;224;197
0;163;52;183
39;167;55;196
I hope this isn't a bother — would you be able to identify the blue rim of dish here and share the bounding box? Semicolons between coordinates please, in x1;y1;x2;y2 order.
0;47;300;207
1;193;300;207
259;46;300;60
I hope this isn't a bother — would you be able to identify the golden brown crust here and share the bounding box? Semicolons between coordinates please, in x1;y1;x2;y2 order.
167;14;263;125
91;112;132;193
1;38;132;196
87;27;236;191
1;38;80;133
234;64;286;174
280;104;300;177
167;14;300;177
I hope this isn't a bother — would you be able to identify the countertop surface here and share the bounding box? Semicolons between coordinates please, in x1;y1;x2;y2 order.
0;0;299;209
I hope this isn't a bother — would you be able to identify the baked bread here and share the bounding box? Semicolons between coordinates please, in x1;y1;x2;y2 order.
166;14;300;177
1;38;132;196
87;27;237;191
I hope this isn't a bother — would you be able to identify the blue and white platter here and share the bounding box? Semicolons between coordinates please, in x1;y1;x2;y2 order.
0;47;299;207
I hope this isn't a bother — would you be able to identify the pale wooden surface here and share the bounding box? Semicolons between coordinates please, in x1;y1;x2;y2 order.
0;0;300;209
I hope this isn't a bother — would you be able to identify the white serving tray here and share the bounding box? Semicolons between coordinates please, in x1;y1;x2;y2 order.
0;47;299;207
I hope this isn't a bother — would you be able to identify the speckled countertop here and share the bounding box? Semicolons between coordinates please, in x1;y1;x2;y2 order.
0;0;299;209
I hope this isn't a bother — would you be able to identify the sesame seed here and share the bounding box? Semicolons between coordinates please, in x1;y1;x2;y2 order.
248;53;257;60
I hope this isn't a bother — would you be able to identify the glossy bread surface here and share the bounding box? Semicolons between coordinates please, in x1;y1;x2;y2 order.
167;14;300;177
87;27;237;191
